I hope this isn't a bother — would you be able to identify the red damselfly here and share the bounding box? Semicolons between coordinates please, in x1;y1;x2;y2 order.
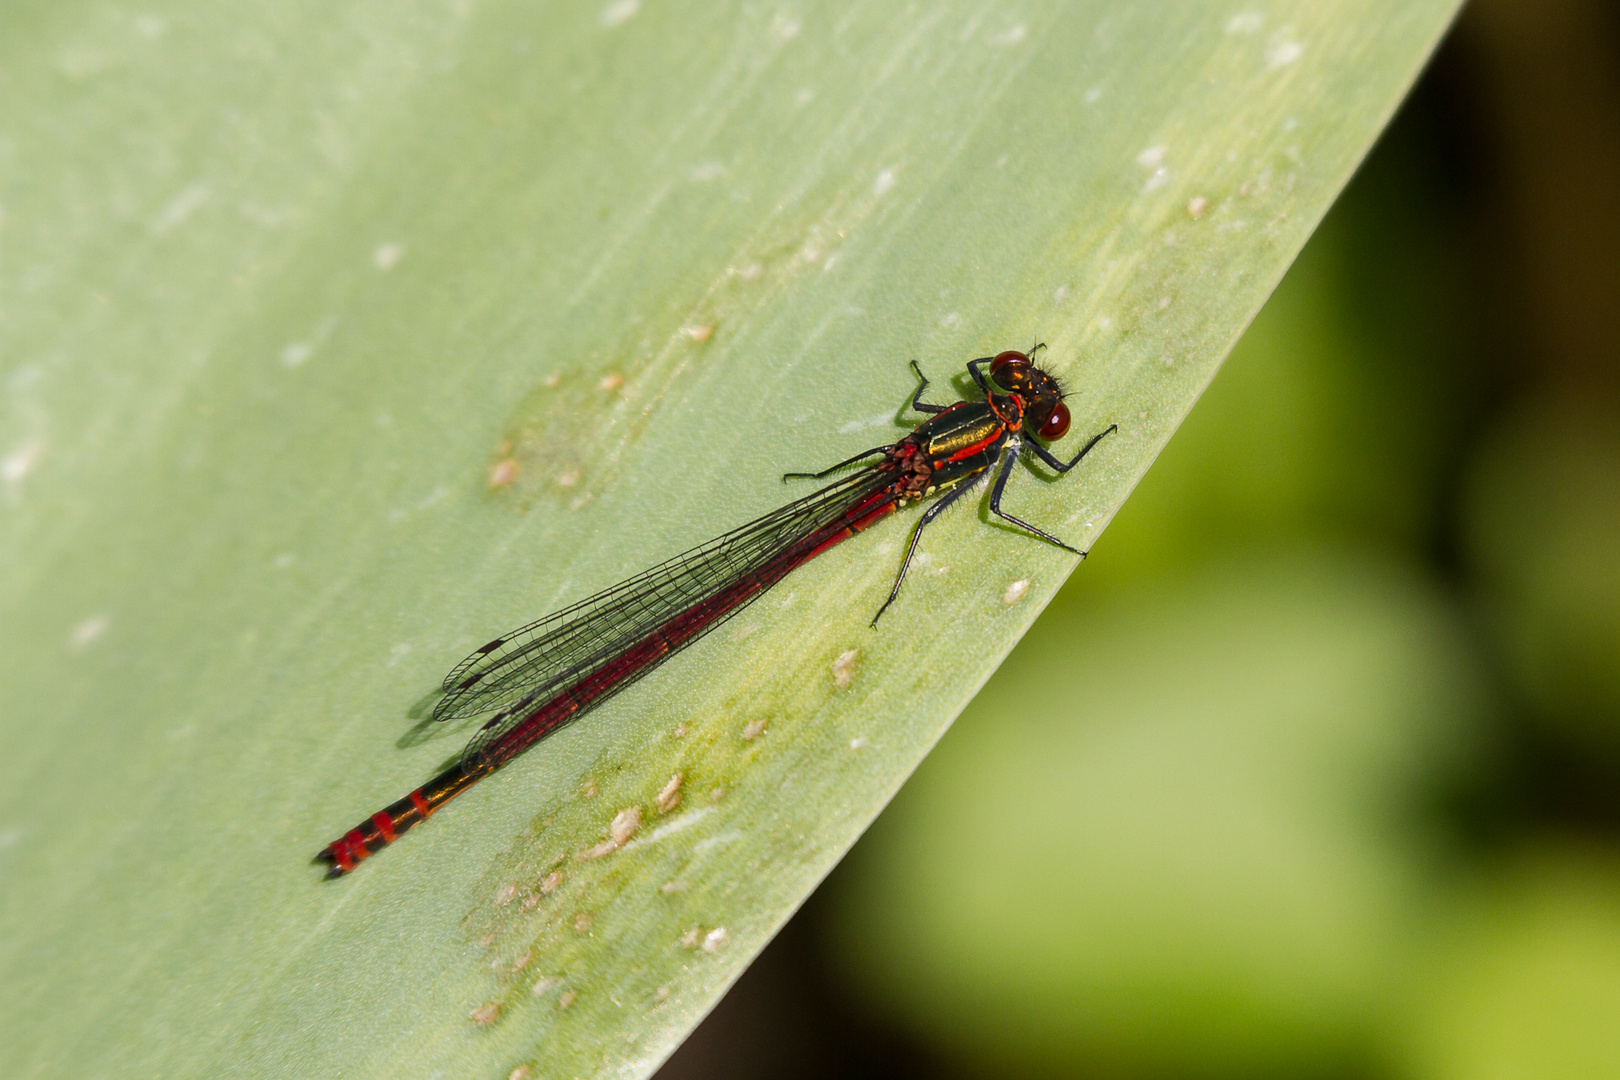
317;347;1115;876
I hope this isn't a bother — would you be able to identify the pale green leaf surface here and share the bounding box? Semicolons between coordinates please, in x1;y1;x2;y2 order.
0;2;1458;1076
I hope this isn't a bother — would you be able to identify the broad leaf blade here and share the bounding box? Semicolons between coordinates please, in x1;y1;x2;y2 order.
0;2;1459;1077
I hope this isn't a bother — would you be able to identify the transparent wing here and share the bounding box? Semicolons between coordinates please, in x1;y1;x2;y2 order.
433;467;890;729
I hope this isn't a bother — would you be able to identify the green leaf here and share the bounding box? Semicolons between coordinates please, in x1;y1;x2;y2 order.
0;2;1459;1076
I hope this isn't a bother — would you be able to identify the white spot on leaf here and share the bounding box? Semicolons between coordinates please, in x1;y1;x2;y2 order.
1266;38;1303;68
372;241;405;270
149;183;210;234
831;649;859;688
609;805;642;845
70;615;109;649
655;773;683;813
600;0;638;27
1226;12;1263;35
488;459;519;487
2;442;43;484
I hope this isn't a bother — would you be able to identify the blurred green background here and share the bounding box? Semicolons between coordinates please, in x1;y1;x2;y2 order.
657;1;1620;1077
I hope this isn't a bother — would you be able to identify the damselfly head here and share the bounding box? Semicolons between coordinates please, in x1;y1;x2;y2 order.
990;350;1071;441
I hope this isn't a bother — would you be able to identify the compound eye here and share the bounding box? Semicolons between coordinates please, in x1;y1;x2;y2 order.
1037;401;1071;441
990;350;1030;378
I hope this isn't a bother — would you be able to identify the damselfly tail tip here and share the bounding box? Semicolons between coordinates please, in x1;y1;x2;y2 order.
313;843;352;879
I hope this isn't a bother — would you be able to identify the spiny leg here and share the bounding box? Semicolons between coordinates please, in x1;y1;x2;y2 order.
1026;423;1118;472
987;443;1081;555
871;479;978;627
908;360;949;414
783;445;892;481
966;357;994;394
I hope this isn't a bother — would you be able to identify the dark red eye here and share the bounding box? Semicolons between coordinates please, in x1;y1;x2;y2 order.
1037;401;1071;441
990;350;1029;377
